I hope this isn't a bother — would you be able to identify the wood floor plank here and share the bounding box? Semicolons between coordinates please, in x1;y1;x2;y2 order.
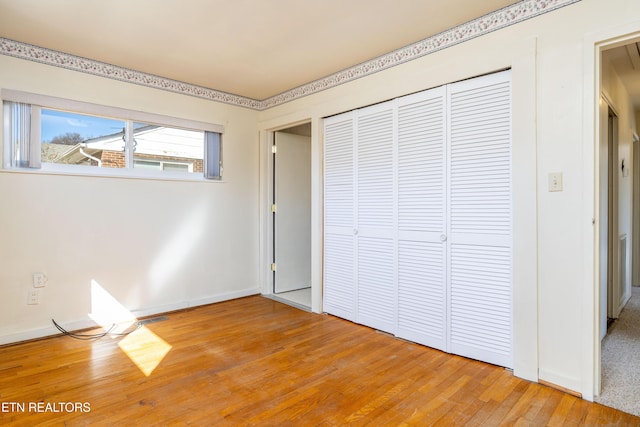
0;296;638;426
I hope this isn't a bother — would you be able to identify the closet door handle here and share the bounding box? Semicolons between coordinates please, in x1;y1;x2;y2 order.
353;229;359;236
440;234;447;242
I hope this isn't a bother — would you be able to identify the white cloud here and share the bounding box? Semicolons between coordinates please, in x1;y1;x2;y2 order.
66;118;91;128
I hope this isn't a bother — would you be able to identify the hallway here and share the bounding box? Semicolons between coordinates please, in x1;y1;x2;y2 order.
597;287;640;416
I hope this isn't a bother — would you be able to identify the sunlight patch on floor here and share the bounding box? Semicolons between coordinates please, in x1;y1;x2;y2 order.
117;326;172;376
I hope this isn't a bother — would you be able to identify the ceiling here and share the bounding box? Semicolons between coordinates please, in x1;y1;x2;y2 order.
0;0;516;101
603;42;640;110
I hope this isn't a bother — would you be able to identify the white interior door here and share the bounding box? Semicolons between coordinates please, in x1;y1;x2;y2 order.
396;87;447;351
324;114;356;320
447;71;512;368
274;131;312;293
356;101;396;334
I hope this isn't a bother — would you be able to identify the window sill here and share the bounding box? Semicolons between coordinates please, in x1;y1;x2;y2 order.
0;165;225;183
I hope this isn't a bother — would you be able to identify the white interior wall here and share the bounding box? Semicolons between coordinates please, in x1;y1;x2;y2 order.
0;55;261;344
257;0;640;398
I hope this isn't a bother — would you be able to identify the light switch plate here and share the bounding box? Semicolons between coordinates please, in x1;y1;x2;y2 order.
32;272;46;288
549;172;563;192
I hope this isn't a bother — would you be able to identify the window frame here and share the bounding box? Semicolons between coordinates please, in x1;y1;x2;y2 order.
1;89;224;182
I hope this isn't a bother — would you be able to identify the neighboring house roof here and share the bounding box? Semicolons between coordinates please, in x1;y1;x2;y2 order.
41;143;77;163
85;125;203;159
45;125;203;164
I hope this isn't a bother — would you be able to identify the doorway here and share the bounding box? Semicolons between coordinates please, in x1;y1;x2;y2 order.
271;123;312;309
594;36;640;413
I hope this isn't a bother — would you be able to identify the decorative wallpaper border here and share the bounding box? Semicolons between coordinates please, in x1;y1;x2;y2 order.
0;37;263;110
261;0;582;109
0;0;581;111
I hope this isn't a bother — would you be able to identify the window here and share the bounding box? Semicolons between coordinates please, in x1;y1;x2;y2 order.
41;109;126;169
2;90;223;180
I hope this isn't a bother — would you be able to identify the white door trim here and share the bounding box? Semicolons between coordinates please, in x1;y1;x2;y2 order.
582;19;640;401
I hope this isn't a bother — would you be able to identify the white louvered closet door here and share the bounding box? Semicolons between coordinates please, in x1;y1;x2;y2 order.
323;70;512;370
323;113;356;321
396;87;447;351
355;101;396;334
447;70;512;368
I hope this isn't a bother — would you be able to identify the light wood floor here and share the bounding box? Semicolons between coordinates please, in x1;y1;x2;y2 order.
1;296;638;426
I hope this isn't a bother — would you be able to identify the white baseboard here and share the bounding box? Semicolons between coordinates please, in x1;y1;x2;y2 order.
0;287;260;346
185;288;260;309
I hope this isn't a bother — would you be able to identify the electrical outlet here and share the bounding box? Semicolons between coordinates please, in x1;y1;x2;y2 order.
32;272;47;288
27;289;40;305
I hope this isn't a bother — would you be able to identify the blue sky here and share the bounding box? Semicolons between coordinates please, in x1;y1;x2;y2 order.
41;109;124;142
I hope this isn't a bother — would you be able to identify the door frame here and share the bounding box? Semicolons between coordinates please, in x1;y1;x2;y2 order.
259;120;323;312
606;103;620;321
599;96;620;340
582;21;640;401
634;131;640;288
